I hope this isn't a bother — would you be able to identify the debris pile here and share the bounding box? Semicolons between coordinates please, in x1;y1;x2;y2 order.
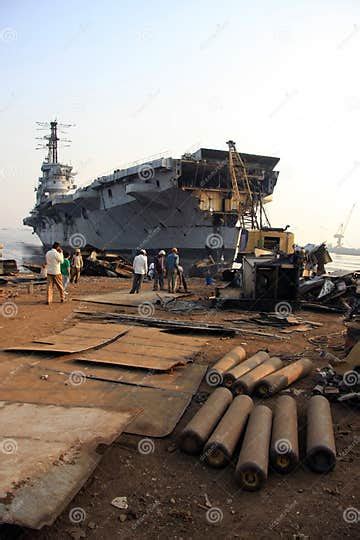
313;365;360;405
299;271;360;313
82;246;133;278
0;259;18;276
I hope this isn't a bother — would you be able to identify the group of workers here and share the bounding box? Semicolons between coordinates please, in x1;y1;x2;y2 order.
130;247;187;294
44;242;187;303
44;243;84;304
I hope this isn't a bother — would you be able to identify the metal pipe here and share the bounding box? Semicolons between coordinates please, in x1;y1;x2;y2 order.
178;387;233;455
223;350;269;388
254;358;313;397
203;395;253;468
235;405;272;491
232;357;283;395
207;346;247;385
270;395;299;473
306;395;336;473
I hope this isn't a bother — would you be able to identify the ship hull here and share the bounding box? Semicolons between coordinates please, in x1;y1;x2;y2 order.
24;146;280;266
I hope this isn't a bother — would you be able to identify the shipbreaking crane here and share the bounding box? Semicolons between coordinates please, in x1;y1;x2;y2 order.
226;140;270;263
334;203;356;247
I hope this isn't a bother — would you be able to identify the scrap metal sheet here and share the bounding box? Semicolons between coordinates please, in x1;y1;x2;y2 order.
26;356;207;394
5;323;130;354
75;326;205;371
0;364;195;437
0;401;139;529
75;290;185;307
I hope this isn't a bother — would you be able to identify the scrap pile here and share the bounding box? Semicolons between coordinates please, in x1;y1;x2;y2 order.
179;390;336;490
299;271;360;313
313;365;360;404
0;259;18;276
82;246;133;278
229;312;323;334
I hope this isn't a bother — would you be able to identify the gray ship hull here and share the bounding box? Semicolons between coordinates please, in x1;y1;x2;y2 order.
24;145;280;266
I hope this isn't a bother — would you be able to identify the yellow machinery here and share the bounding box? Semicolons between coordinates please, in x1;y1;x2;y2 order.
226;140;294;261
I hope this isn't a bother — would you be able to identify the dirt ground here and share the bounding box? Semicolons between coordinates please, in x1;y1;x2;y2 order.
0;276;359;539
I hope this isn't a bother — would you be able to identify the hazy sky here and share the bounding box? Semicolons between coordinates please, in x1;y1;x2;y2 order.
0;0;359;247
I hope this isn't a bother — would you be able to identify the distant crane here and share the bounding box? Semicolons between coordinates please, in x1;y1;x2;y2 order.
334;203;356;247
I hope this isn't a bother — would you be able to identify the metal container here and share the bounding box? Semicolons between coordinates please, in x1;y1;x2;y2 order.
232;357;283;395
235;405;272;491
270;395;299;473
255;358;313;397
223;351;269;388
178;387;233;455
306;395;336;473
207;346;247;385
203;395;253;468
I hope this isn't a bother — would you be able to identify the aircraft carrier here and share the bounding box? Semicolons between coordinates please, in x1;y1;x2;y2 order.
24;121;280;264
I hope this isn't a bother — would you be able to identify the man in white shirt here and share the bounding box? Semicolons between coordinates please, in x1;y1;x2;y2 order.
70;248;84;284
129;249;148;294
45;242;65;304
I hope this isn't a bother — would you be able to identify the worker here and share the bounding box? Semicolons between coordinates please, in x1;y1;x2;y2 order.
60;251;71;294
70;248;84;284
45;242;65;304
176;264;188;293
130;249;148;294
166;247;179;293
153;250;166;291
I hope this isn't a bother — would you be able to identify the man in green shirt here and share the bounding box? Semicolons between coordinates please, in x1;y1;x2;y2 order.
61;252;71;294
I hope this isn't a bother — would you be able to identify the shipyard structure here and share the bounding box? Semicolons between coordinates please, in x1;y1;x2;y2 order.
24;122;280;264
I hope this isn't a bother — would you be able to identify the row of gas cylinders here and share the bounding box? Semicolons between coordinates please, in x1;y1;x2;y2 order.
179;391;336;491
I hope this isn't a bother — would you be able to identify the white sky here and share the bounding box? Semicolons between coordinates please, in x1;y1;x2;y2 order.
0;0;359;247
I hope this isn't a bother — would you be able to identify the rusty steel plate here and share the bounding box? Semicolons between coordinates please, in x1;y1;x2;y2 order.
75;290;185;307
23;356;207;394
0;363;195;437
74;326;205;371
5;323;130;354
0;401;139;529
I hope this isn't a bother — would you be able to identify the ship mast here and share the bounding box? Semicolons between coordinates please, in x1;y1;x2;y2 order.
48;121;59;163
36;120;74;162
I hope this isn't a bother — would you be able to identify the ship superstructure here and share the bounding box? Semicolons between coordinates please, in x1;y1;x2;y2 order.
24;122;280;264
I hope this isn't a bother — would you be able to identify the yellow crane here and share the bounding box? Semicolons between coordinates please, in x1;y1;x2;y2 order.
226;140;259;229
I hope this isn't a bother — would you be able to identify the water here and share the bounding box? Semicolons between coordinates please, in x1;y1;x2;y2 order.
327;253;360;273
0;227;44;268
1;228;360;273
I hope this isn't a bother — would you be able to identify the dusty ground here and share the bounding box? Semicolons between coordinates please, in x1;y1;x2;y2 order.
0;276;359;539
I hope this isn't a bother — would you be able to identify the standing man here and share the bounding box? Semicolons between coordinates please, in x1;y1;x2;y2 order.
61;251;71;294
70;248;84;284
166;247;179;293
45;242;65;304
176;264;188;293
130;249;148;294
153;250;166;291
